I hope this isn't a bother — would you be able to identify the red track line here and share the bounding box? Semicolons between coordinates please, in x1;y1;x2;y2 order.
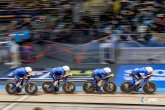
75;44;90;64
22;43;75;62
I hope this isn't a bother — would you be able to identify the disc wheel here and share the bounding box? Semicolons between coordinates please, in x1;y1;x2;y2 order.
5;82;16;95
143;81;157;94
120;81;133;94
42;81;52;93
62;82;76;94
82;81;95;93
103;82;117;94
25;82;38;95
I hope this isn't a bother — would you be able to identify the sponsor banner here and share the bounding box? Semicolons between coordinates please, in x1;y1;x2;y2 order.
115;65;165;88
1;68;94;79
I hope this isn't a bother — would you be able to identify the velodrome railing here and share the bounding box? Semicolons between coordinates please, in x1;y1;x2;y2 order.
0;32;165;65
117;47;165;64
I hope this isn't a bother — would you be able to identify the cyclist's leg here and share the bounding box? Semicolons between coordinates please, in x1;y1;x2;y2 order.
128;74;136;90
20;78;24;85
51;74;59;93
91;73;97;87
94;75;102;91
92;74;99;86
131;74;142;90
14;75;21;93
53;75;59;87
50;74;59;86
14;75;21;87
97;74;102;86
135;73;142;86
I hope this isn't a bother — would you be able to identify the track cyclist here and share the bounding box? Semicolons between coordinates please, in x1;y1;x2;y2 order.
91;67;114;92
49;65;72;92
130;66;154;90
13;67;35;92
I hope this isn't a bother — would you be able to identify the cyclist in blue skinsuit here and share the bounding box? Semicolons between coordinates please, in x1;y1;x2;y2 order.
49;65;72;91
92;67;114;91
130;66;154;89
13;67;35;91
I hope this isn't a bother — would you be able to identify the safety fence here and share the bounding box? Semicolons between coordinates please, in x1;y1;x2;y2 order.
1;30;165;44
0;32;165;66
116;47;165;64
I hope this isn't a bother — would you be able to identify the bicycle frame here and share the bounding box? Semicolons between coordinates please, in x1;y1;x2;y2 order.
103;79;109;83
91;78;109;88
19;79;30;89
138;78;149;88
131;75;149;88
50;77;68;88
10;78;30;94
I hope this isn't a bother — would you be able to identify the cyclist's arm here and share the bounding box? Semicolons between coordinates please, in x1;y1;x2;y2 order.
23;75;28;79
28;72;35;76
145;73;154;79
63;73;72;78
63;74;68;77
59;74;63;79
105;74;114;79
23;73;35;79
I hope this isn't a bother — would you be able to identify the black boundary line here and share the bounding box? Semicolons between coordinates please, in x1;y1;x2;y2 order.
0;101;164;107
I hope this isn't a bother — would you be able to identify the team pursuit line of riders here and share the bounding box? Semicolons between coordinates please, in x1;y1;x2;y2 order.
5;66;157;95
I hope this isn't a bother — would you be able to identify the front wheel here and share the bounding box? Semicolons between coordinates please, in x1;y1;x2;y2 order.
103;82;117;94
120;81;133;94
25;82;38;95
143;81;157;94
5;82;16;95
62;82;76;94
82;81;95;93
42;81;52;93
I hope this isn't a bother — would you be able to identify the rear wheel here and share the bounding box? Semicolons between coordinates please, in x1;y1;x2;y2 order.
52;86;60;94
25;82;38;95
62;82;76;94
143;81;157;94
103;82;117;94
82;81;95;93
120;81;133;94
5;82;16;95
42;81;52;93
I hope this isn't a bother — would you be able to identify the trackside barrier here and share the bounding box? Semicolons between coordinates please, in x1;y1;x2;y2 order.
117;47;165;64
0;77;93;82
0;65;165;88
115;64;165;88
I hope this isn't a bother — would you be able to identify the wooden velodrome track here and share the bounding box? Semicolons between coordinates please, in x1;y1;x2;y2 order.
0;90;165;110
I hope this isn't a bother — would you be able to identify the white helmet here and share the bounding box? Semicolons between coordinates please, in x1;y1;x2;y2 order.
145;66;153;73
25;67;32;73
62;65;70;71
103;67;111;74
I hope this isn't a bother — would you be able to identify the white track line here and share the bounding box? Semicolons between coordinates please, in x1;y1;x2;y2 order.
2;95;28;110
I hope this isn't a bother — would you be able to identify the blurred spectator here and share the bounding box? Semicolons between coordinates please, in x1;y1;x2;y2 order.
143;32;153;42
20;26;31;42
113;0;121;14
155;14;165;32
21;42;36;63
0;26;8;33
11;32;23;46
108;29;123;44
137;24;148;33
83;0;109;17
5;36;20;68
5;2;16;10
0;0;164;45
